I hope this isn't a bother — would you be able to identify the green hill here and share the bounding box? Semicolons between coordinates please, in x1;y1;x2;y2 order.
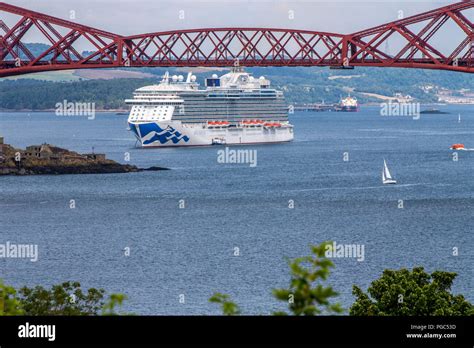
1;64;472;110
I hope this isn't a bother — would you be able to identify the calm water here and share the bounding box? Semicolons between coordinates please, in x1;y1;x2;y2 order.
0;106;473;315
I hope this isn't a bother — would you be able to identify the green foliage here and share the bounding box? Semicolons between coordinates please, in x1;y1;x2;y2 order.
19;281;106;315
350;267;474;316
209;293;241;316
0;280;24;315
0;280;128;316
272;241;343;315
102;293;128;316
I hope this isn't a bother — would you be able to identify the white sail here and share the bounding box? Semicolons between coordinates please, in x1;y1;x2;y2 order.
458;114;461;123
382;159;397;184
383;159;393;179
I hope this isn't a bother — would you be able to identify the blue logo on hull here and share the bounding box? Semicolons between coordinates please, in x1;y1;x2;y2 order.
130;123;190;145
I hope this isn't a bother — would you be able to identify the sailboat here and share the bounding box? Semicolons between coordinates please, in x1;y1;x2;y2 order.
382;159;397;185
458;114;461;123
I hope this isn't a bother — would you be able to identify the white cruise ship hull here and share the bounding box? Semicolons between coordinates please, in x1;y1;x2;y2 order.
129;121;293;147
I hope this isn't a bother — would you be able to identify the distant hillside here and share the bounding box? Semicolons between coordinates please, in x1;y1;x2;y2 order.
0;78;157;110
1;45;473;109
11;43;98;62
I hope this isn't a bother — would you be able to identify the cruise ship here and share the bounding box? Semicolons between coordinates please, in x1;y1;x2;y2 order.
125;68;293;147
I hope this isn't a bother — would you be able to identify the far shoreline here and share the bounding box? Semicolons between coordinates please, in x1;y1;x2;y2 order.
0;109;129;113
1;102;471;113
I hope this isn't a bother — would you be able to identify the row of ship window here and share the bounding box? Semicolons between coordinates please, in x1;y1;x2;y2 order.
132;104;286;109
131;109;286;113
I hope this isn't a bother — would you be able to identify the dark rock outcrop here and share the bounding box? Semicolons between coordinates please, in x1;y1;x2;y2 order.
0;141;168;175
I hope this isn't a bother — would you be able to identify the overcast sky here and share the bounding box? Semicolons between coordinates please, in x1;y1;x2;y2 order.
4;0;454;35
3;0;466;55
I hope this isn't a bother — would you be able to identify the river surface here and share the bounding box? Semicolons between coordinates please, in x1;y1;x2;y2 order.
0;105;473;314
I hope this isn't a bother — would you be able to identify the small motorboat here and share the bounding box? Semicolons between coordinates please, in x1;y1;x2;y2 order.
212;137;226;145
450;143;465;150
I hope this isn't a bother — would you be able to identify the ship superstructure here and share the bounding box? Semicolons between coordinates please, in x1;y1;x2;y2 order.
126;68;293;147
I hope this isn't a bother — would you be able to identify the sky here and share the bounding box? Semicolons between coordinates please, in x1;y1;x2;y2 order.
4;0;456;35
2;0;467;55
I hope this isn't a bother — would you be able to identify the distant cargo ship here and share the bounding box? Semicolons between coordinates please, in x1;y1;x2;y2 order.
125;68;294;147
337;95;359;112
293;102;339;112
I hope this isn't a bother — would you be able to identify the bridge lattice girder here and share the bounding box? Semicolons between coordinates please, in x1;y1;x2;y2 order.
0;1;473;76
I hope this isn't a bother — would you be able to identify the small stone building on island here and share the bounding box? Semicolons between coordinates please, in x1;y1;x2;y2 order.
0;137;109;167
0;136;5;163
0;136;146;175
22;143;103;162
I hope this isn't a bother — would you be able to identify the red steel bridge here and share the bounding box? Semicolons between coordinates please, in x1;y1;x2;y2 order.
0;1;473;77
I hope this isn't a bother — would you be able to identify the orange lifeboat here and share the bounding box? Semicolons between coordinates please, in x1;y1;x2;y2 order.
450;143;465;150
209;120;230;126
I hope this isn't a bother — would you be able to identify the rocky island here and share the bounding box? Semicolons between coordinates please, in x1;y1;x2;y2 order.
0;137;167;175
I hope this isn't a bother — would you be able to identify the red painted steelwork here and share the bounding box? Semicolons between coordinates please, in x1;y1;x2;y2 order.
1;1;473;77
